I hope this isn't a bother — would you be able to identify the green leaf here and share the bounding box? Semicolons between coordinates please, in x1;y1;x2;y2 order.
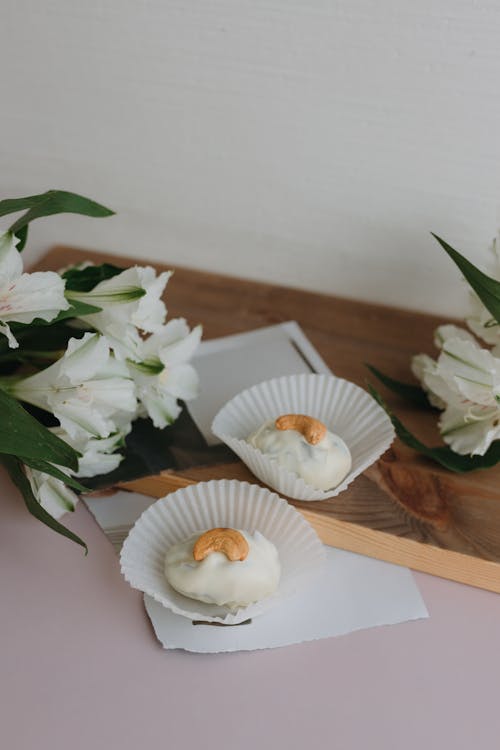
15;224;29;252
9;300;102;333
0;190;114;239
366;364;433;409
0;453;87;552
2;321;85;353
20;456;88;493
0;389;79;470
62;262;125;292
432;233;500;325
368;384;500;472
0;193;52;218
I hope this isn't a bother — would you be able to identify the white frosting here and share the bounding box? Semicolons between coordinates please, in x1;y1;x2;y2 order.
248;420;352;490
164;530;281;609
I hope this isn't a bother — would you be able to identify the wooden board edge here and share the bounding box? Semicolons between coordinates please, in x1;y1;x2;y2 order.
298;509;500;594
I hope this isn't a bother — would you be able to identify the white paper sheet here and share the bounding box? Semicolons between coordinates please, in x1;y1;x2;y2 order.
85;323;429;652
144;548;428;653
188;322;331;444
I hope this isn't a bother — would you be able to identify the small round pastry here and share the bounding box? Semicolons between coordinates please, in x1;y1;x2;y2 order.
164;527;281;609
248;414;352;491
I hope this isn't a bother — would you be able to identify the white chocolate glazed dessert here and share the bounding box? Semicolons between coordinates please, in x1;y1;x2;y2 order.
248;414;352;491
164;527;281;609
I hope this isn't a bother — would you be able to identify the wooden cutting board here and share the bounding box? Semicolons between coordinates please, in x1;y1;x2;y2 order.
36;246;500;593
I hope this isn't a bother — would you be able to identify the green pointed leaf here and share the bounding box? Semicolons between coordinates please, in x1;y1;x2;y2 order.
0;193;52;218
9;299;102;333
1;190;114;239
62;263;125;292
15;224;29;252
20;456;88;493
2;321;85;353
366;364;433;409
0;454;87;552
432;233;500;325
368;384;500;472
0;389;79;470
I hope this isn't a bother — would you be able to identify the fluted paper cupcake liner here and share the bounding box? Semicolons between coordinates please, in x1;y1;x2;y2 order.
211;373;395;501
120;479;325;625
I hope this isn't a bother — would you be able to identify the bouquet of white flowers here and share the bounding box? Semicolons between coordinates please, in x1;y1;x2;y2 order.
369;232;500;473
0;190;201;551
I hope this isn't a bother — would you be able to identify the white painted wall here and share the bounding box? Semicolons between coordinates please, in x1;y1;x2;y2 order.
1;0;500;316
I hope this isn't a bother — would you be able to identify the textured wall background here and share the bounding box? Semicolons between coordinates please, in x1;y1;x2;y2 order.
1;0;500;315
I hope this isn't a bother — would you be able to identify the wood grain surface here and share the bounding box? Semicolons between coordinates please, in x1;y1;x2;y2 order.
36;246;500;592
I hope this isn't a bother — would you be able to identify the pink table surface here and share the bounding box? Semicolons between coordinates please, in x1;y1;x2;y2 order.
2;466;500;750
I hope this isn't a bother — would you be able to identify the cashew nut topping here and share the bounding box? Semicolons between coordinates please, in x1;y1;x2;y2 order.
275;414;327;445
193;528;249;562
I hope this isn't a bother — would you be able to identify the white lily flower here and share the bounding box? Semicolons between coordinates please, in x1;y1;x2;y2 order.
128;319;202;429
411;327;476;408
0;231;68;348
411;353;446;409
22;420;132;522
433;324;477;350
413;330;500;455
12;332;137;440
76;432;128;478
25;465;79;520
413;326;483;408
439;404;500;456
85;319;143;362
52;426;130;478
438;336;500;405
71;266;172;360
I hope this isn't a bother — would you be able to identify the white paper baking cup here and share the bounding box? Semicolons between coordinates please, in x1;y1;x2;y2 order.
120;479;325;625
211;373;395;501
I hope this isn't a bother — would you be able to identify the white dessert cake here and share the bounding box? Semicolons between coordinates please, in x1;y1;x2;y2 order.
164;527;281;609
248;413;352;490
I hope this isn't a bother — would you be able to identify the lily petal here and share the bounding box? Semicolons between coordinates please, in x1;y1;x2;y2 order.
0;270;68;324
434;324;476;349
158;362;200;400
131;268;171;332
25;466;78;520
158;324;203;367
0;231;22;284
139;389;182;429
0;321;19;349
13;333;137;440
411;353;447;408
440;405;500;456
439;338;500;405
62;332;110;382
